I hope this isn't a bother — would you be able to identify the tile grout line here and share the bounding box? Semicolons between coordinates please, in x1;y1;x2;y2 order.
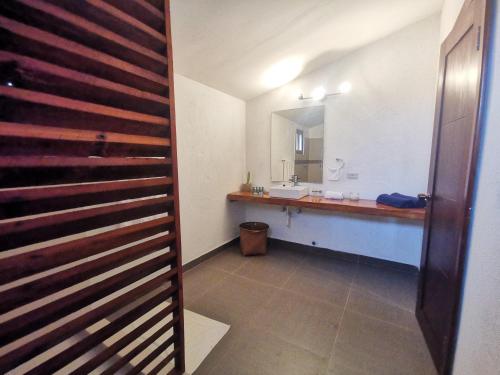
325;264;355;372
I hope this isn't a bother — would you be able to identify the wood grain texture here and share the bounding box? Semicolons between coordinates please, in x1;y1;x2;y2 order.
163;1;186;372
0;216;174;284
0;176;172;219
0;86;168;125
10;0;167;65
0;15;168;86
0;156;172;187
27;288;177;375
0;270;177;372
0;195;173;251
72;307;179;374
0;0;183;371
227;191;426;220
0;51;169;110
0;233;176;313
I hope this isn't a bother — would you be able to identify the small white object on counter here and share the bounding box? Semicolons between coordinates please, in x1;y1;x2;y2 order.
325;191;344;200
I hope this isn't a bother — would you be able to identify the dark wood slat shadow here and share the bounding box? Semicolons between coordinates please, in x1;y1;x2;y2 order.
0;176;172;219
0;15;168;94
0;122;170;157
0;216;174;285
29;288;178;375
0;51;169;115
0;195;173;251
0;0;183;372
1;0;167;74
72;309;178;375
0;233;176;313
0;157;172;187
0;269;178;373
0;87;168;125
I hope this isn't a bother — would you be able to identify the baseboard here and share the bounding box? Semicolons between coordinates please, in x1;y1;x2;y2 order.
183;238;239;272
268;238;419;274
183;237;418;275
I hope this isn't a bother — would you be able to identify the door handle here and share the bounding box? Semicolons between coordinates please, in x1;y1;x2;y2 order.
418;193;432;202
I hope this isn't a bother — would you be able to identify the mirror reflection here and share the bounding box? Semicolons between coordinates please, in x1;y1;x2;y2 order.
271;106;324;183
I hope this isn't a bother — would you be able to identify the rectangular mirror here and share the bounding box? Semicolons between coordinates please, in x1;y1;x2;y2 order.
271;106;324;183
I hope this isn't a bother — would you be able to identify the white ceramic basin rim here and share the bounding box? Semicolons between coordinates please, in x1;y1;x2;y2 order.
269;185;308;199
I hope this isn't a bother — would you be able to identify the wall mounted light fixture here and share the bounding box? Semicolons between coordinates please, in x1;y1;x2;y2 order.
299;81;352;101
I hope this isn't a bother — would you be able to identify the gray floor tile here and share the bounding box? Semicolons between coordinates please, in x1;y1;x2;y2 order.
203;245;249;273
192;326;240;375
186;244;433;375
183;264;229;306
332;311;436;375
187;274;278;326
353;263;418;311
283;259;354;306
235;248;302;287
210;327;329;375
346;288;420;331
251;289;343;358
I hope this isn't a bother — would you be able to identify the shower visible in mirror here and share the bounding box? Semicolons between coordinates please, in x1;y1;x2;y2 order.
271;106;324;183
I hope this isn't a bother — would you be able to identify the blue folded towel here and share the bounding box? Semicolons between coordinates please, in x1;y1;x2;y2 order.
376;193;426;209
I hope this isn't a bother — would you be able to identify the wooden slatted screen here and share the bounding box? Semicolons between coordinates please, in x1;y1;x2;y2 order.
0;0;185;373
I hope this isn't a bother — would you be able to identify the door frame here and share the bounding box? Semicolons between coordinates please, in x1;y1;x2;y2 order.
416;0;493;373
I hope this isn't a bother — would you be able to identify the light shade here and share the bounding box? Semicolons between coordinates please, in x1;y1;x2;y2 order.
261;57;303;89
338;81;352;94
311;87;326;101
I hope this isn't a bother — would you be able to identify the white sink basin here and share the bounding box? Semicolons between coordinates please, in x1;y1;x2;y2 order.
269;185;308;199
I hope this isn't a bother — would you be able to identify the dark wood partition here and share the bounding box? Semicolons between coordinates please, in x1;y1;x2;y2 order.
0;0;184;373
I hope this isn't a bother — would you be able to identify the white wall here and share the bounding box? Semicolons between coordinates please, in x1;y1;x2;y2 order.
245;15;440;266
440;0;466;41
174;74;246;264
450;1;500;374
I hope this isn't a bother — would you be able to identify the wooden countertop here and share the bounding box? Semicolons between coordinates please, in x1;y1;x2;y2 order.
227;191;426;221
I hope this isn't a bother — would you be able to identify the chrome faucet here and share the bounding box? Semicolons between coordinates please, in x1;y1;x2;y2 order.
289;175;300;186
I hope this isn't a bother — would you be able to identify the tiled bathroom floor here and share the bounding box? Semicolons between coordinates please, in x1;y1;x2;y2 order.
184;243;437;375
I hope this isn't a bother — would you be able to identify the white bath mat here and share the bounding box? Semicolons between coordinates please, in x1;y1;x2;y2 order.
184;309;230;374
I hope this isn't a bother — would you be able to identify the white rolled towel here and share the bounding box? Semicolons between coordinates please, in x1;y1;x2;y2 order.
325;191;344;200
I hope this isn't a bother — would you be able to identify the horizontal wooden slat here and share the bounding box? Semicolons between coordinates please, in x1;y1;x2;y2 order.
0;269;178;373
0;99;169;138
17;0;166;64
26;288;177;375
132;0;165;20
104;0;165;35
102;326;176;375
0;176;172;219
88;0;165;44
0;216;174;285
0;253;177;347
0;15;168;87
0;233;176;313
0;51;169;111
0;122;169;147
0;196;173;251
0;87;168;126
72;308;178;375
0;157;172;187
0;122;170;157
149;349;180;375
128;337;178;375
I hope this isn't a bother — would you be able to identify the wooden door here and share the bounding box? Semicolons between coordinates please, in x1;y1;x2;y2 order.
0;0;184;373
417;0;491;373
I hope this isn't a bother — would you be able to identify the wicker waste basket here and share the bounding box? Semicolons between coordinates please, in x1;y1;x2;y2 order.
239;222;269;256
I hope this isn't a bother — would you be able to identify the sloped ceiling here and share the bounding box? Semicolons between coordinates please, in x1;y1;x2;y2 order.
171;0;443;100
